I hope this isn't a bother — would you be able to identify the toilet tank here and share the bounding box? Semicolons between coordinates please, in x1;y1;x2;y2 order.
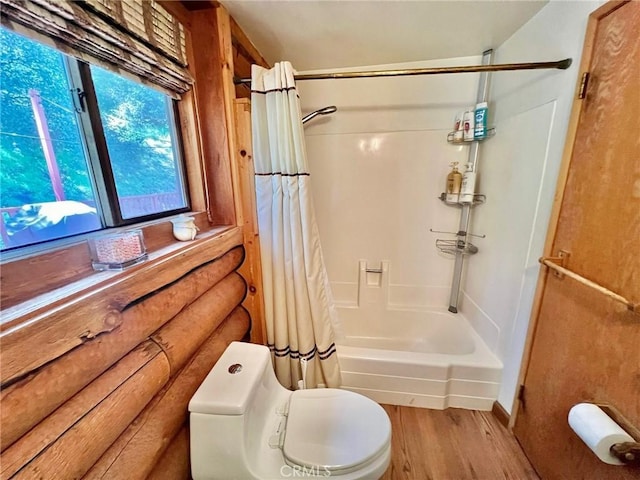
189;341;289;480
189;341;271;415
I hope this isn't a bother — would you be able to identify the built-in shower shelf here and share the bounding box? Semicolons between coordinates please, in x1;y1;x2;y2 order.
438;193;486;206
446;127;496;144
436;239;479;256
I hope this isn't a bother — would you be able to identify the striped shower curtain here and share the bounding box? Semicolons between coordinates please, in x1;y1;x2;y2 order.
251;61;341;389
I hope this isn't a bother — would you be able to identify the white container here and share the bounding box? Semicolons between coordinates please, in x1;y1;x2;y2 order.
474;102;488;139
459;163;476;203
170;214;199;241
462;109;475;141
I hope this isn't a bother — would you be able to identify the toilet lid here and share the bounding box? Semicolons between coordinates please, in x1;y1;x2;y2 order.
282;389;391;473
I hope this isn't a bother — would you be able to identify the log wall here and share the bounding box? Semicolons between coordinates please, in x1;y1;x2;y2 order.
1;232;250;479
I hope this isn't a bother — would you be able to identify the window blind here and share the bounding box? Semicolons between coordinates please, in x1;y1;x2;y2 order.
0;0;193;97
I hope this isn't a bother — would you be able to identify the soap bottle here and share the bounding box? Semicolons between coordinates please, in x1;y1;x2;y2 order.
459;162;476;203
446;162;462;203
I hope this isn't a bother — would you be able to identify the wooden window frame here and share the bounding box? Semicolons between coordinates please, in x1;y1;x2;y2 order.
1;3;234;311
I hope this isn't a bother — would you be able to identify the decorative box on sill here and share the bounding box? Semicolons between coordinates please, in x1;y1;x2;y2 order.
88;230;148;271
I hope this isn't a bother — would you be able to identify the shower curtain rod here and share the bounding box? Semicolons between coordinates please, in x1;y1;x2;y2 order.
234;58;572;85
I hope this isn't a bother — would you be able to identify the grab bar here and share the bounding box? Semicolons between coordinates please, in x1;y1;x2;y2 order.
539;256;638;314
365;268;383;274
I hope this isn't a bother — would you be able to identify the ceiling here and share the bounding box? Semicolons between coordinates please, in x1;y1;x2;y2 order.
221;1;549;71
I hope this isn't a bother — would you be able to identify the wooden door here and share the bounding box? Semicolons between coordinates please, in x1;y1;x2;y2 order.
513;1;640;479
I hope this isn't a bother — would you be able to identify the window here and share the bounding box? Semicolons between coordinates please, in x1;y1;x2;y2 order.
0;28;189;251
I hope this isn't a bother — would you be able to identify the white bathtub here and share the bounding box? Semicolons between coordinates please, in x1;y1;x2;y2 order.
336;308;503;410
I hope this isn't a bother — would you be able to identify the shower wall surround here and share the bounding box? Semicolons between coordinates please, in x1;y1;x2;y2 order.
299;55;481;312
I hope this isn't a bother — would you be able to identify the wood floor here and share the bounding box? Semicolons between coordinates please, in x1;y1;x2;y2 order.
380;405;539;480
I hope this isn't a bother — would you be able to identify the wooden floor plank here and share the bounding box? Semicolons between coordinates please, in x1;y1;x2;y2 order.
381;405;539;480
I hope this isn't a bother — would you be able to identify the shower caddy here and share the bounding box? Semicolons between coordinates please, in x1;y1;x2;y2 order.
436;49;494;313
434;127;493;256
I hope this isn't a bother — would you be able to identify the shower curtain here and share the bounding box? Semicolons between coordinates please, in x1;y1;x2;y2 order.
251;62;341;390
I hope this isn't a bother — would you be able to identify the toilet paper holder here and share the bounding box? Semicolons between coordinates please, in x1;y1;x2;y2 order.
598;404;640;466
611;442;640;466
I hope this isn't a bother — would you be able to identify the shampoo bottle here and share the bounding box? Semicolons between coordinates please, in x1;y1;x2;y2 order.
474;102;488;139
446;162;462;203
463;109;475;141
459;162;476;203
453;111;465;142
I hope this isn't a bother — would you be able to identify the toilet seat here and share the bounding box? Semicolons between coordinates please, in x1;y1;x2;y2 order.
282;389;391;475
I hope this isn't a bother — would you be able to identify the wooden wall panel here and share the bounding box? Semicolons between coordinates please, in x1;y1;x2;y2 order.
84;308;250;480
13;352;170;479
230;15;269;99
230;16;269;70
1;341;163;479
233;46;253;99
146;425;191;480
233;98;266;344
177;84;209;215
151;273;246;374
215;5;246;233
0;244;243;451
189;7;236;225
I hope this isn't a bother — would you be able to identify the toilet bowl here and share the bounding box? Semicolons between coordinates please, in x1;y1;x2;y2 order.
189;341;391;479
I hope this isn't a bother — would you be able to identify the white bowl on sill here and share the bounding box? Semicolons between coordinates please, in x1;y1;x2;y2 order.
170;215;199;241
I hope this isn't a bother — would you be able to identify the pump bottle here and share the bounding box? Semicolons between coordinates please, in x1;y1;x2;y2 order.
446;162;462;203
459;162;476;204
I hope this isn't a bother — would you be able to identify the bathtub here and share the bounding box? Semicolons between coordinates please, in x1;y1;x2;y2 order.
336;307;503;410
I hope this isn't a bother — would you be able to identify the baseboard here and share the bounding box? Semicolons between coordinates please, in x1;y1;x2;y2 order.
492;400;510;428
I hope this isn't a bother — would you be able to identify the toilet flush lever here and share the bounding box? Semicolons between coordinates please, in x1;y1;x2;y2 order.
276;401;289;416
269;401;289;449
268;418;286;449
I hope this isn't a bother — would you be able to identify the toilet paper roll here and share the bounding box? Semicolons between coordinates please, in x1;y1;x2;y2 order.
568;403;635;465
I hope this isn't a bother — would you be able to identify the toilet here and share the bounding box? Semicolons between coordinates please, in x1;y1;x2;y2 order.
189;341;391;479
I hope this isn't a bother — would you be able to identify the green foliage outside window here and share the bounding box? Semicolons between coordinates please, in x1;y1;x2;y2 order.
0;28;91;207
0;27;188;249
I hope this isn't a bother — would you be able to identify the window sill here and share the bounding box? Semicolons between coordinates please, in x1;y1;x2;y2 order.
0;211;231;312
1;224;242;332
